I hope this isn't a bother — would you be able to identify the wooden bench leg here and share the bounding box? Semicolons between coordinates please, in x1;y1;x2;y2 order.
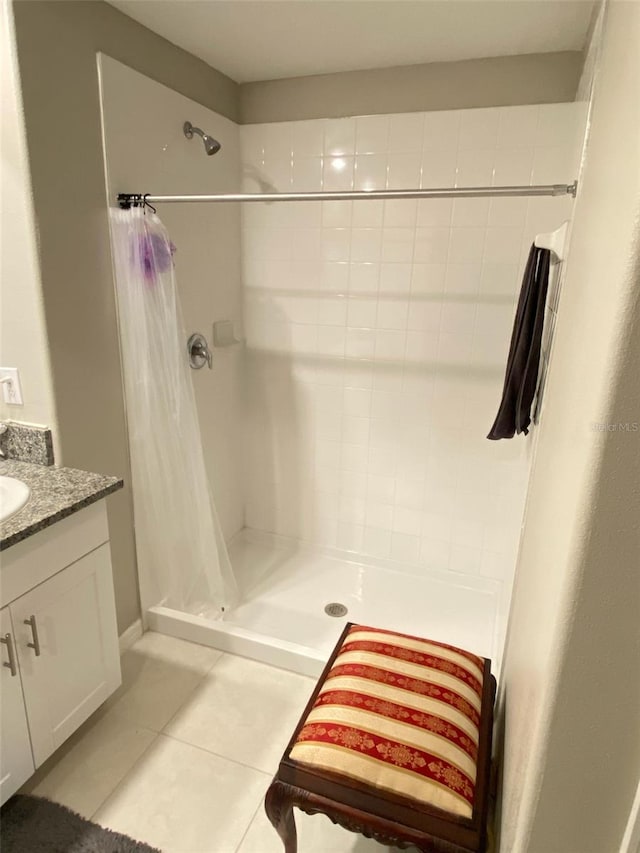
265;780;298;853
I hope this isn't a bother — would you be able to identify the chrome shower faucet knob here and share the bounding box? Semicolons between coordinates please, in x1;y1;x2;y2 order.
187;333;213;369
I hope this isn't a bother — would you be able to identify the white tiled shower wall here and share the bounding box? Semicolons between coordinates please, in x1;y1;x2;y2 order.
240;103;586;589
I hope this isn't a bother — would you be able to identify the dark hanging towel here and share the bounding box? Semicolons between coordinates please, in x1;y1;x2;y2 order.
487;244;551;440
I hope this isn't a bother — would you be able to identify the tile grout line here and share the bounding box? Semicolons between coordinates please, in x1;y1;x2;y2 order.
89;729;272;829
232;797;269;853
88;728;160;824
158;649;228;734
158;728;275;778
88;642;227;825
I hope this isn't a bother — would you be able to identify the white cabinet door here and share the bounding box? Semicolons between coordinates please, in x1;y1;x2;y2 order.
0;606;35;804
11;544;121;767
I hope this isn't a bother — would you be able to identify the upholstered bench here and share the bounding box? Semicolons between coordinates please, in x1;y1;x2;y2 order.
265;623;496;853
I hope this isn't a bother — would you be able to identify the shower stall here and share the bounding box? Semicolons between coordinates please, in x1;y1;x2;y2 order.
99;54;588;676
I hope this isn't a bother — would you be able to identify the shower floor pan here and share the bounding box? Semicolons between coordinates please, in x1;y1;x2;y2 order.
147;529;501;677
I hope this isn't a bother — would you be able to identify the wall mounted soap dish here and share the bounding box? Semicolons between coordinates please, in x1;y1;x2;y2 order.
213;320;242;348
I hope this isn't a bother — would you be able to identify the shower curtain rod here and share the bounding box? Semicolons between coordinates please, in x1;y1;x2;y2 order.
117;181;577;207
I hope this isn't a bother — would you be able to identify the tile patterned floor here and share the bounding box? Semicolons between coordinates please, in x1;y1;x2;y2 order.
20;632;395;853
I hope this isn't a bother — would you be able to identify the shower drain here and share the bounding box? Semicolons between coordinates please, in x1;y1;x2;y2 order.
324;602;348;618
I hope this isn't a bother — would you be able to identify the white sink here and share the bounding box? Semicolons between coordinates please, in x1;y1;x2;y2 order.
0;476;31;523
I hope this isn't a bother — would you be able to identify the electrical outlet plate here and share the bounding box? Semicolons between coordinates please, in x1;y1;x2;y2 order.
0;367;23;405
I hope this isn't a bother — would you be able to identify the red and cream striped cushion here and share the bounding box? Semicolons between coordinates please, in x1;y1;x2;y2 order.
290;625;485;819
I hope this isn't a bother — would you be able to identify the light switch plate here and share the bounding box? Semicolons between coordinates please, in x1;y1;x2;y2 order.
0;368;23;405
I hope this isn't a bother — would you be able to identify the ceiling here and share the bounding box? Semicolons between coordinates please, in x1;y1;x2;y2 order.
108;0;595;84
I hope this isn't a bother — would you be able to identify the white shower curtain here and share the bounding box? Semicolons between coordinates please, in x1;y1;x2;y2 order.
109;206;238;618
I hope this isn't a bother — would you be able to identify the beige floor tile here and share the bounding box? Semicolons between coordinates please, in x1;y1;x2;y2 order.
164;654;315;773
21;709;156;819
105;631;223;732
238;800;397;853
94;735;269;853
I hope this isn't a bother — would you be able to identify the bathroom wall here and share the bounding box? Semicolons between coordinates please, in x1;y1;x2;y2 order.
0;0;58;451
240;51;583;124
11;0;239;633
575;0;605;103
240;104;586;613
99;56;244;550
499;2;640;850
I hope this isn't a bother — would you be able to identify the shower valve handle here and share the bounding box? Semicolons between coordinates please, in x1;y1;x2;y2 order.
188;333;212;369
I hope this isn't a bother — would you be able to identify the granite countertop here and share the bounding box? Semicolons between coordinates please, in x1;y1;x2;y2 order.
0;460;123;551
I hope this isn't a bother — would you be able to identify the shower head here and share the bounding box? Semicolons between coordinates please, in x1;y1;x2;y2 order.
183;121;222;156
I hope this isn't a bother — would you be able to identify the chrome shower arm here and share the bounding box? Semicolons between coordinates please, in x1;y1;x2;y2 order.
183;121;221;156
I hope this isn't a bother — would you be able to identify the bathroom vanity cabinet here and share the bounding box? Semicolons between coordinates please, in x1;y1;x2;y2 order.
0;502;121;804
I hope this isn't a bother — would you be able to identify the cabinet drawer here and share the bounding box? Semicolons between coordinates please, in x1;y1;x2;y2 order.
1;502;109;607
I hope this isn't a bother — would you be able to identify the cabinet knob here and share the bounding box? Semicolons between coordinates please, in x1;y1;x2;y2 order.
1;632;18;676
24;615;41;657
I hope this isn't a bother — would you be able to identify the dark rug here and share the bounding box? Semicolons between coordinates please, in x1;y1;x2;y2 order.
0;795;161;853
